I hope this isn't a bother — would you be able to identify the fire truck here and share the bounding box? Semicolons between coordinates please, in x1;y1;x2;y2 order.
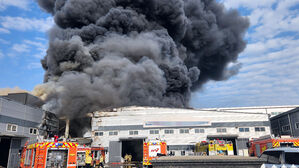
195;140;234;156
143;140;167;167
248;135;299;157
19;141;78;168
20;141;106;168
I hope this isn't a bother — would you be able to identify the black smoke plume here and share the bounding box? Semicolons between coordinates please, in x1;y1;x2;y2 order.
35;0;249;119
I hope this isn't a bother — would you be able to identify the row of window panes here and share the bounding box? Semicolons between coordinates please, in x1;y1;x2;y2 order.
239;128;249;132
7;124;17;132
150;130;159;134
129;130;138;135
255;127;266;132
282;125;290;132
94;127;267;136
95;132;103;136
195;129;205;133
164;129;174;134
239;127;266;132
238;127;266;132
95;129;204;136
217;128;227;133
109;131;118;136
179;129;189;134
7;124;40;135
29;128;38;135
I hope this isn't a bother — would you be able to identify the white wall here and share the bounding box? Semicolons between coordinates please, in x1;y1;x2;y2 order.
91;106;275;147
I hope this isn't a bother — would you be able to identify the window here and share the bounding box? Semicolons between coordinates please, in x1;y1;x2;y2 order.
295;122;299;129
24;149;32;166
179;129;189;134
95;132;103;136
255;127;266;132
169;151;175;156
29;128;38;135
181;151;185;156
195;129;205;133
239;127;250;132
164;129;174;134
32;149;36;166
216;128;227;133
7;124;17;132
285;152;299;164
150;130;159;134
109;131;118;136
282;125;290;132
260;151;281;164
129;130;138;135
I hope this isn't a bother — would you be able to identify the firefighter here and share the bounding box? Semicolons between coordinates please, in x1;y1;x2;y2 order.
124;154;132;168
85;153;93;168
99;154;104;168
124;154;129;163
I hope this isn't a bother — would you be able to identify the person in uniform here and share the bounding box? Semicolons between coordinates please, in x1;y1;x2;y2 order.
99;154;104;168
85;153;92;168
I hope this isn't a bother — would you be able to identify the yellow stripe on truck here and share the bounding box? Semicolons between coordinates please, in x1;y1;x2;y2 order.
272;141;280;147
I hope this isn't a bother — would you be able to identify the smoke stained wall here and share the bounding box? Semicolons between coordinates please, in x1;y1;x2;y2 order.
34;0;249;119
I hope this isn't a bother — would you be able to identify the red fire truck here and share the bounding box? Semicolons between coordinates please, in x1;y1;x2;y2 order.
20;141;105;168
143;140;167;167
248;135;299;157
19;141;78;168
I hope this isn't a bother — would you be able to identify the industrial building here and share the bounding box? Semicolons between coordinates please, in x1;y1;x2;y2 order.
270;107;299;137
0;93;58;168
90;106;298;163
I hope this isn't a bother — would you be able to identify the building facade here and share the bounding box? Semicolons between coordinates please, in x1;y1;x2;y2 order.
0;93;58;168
90;106;296;163
270;107;299;137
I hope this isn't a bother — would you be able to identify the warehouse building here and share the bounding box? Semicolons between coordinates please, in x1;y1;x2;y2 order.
90;106;297;163
0;93;58;168
270;107;299;137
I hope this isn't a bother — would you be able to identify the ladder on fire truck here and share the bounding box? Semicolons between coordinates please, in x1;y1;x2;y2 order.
36;146;46;167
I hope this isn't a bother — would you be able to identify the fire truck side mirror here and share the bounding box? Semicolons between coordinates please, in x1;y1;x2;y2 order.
246;142;250;148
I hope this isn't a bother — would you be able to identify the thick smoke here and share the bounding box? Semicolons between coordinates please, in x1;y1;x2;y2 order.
35;0;249;119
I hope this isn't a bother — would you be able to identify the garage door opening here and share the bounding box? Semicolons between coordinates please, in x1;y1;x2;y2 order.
121;139;144;162
0;137;11;167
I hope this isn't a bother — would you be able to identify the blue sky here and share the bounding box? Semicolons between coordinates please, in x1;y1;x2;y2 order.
0;0;299;108
0;0;52;90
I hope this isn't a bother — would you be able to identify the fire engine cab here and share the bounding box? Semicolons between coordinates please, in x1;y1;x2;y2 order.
248;135;299;157
19;140;106;168
19;141;78;168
